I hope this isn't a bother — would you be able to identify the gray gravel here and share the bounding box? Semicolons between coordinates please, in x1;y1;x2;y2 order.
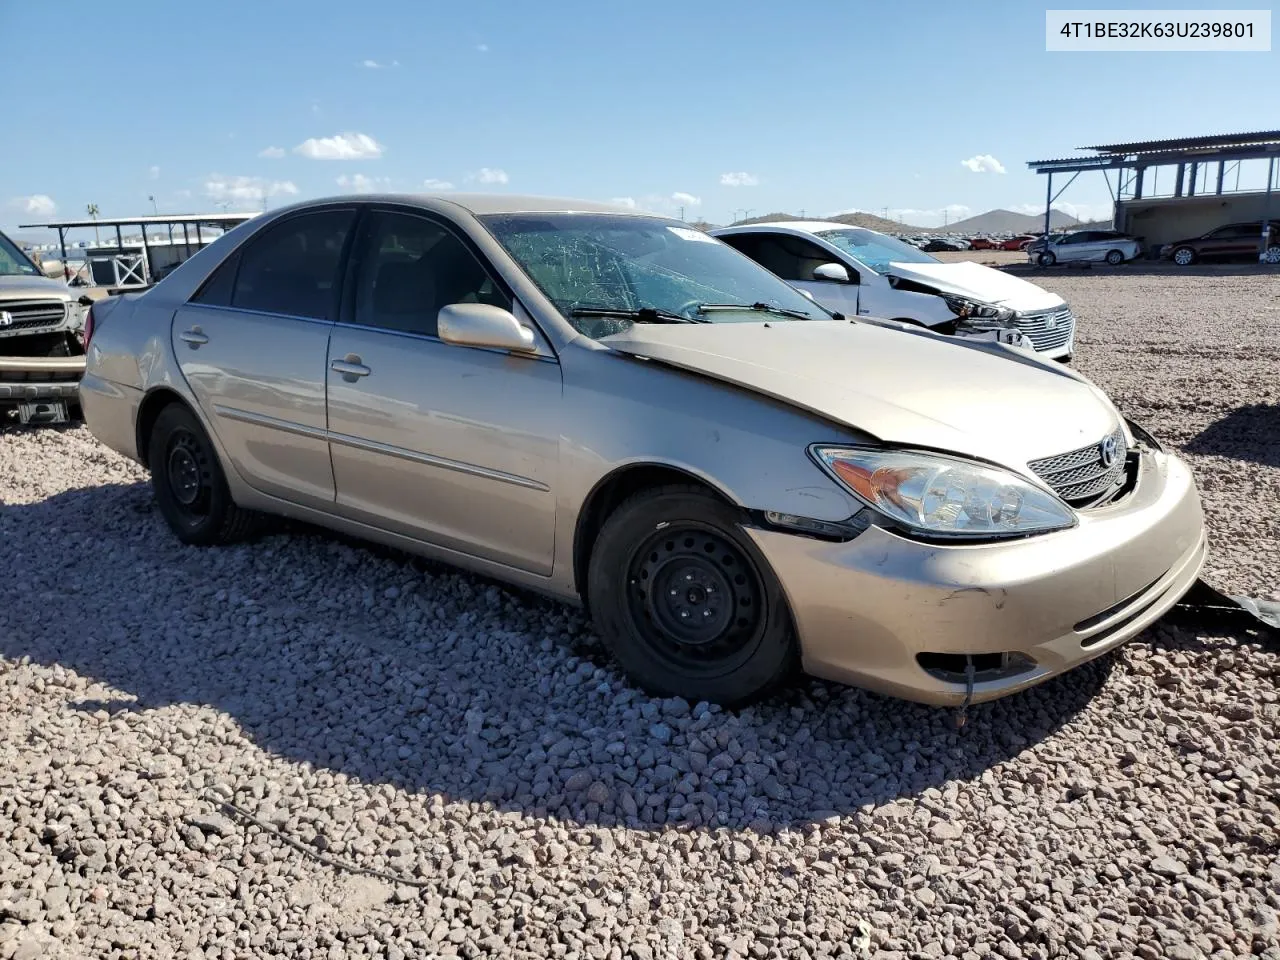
2;272;1278;960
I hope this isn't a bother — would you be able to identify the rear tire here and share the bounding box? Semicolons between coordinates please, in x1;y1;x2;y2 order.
147;403;261;545
1105;249;1124;266
1263;245;1280;265
1172;246;1196;266
586;485;797;706
1037;251;1056;267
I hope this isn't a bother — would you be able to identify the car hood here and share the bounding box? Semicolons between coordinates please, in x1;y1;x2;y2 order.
883;261;1064;312
0;274;72;301
602;319;1119;472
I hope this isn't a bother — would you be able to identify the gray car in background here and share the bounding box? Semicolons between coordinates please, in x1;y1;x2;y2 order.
1030;230;1143;267
78;195;1205;708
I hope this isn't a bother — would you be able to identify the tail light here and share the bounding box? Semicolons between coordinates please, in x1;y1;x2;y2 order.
82;304;95;350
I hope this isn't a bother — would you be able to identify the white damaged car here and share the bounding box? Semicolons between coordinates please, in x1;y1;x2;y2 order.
713;221;1077;361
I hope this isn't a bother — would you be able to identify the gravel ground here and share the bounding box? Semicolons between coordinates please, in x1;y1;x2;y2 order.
2;272;1278;960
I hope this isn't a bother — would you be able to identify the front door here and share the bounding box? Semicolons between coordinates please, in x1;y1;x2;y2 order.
720;231;861;316
172;207;356;506
324;209;562;576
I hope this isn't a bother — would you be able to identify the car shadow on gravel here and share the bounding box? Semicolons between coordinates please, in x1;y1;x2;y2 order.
1184;403;1280;468
2;481;1123;832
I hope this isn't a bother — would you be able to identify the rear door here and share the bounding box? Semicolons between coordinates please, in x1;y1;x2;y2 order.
172;207;355;507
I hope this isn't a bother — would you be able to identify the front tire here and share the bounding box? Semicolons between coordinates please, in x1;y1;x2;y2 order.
1263;245;1280;264
1105;249;1124;266
1037;251;1056;267
147;403;260;545
1172;246;1196;266
586;485;796;706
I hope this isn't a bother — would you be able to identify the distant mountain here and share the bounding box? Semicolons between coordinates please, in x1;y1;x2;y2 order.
943;208;1082;235
728;211;930;234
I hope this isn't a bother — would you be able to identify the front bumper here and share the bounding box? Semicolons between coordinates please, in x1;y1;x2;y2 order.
0;355;85;406
747;448;1206;706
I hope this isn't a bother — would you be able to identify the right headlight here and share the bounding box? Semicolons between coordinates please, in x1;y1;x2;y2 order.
810;446;1076;539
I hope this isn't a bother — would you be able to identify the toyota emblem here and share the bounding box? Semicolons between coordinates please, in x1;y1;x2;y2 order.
1099;435;1118;468
0;311;12;328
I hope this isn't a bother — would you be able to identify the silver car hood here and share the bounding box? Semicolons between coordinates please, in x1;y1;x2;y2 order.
602;320;1119;471
0;274;72;301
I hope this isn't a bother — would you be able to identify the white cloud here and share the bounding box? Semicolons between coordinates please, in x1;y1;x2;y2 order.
1012;200;1113;223
361;59;399;69
472;167;509;185
259;146;286;159
294;132;384;160
422;178;455;191
204;174;298;209
10;194;57;217
671;191;701;207
476;43;489;53
336;173;392;194
148;165;161;181
310;101;322;117
960;154;1006;174
610;197;637;208
719;171;759;187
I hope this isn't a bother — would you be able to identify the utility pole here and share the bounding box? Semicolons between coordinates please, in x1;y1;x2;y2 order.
148;195;158;215
86;203;100;244
679;205;685;221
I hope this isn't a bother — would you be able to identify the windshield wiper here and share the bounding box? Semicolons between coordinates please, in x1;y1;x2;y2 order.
695;301;821;321
569;306;703;324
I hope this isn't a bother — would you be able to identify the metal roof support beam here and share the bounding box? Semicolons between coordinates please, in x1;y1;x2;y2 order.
1174;164;1185;198
1216;161;1226;195
1187;162;1197;198
1132;167;1144;200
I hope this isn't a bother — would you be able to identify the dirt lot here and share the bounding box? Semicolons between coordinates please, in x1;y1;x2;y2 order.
1;269;1278;960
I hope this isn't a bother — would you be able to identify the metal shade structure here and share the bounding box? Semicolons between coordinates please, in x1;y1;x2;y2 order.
1027;131;1280;254
18;212;262;285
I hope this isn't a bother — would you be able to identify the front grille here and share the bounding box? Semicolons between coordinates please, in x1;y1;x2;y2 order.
0;300;68;335
1029;427;1128;505
1013;305;1074;352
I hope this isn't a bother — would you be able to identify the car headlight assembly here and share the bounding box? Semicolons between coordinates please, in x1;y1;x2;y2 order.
810;446;1076;539
942;295;1016;323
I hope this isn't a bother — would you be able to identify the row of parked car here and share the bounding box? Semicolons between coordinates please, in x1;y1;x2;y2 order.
1028;221;1280;267
58;193;1208;712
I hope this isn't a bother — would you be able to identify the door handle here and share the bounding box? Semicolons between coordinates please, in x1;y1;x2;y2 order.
180;328;209;347
330;356;371;381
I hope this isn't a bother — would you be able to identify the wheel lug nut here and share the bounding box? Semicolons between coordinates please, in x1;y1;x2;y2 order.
669;589;678;596
680;611;690;619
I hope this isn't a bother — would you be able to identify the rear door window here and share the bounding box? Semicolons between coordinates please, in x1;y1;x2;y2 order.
230;210;356;320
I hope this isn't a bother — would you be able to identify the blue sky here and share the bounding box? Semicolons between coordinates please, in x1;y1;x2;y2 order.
1;0;1275;232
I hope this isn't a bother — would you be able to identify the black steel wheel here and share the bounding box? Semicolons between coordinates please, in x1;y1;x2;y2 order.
148;402;261;545
587;485;796;705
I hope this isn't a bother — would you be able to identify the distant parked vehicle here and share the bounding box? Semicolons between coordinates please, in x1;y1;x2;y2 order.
1029;230;1142;267
967;237;998;250
1160;221;1280;265
998;235;1036;251
921;238;966;252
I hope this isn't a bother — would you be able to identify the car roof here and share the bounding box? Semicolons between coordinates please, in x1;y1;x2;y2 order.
277;193;657;218
712;220;866;236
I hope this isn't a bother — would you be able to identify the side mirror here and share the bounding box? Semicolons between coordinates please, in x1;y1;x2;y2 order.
438;303;537;353
812;262;851;283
